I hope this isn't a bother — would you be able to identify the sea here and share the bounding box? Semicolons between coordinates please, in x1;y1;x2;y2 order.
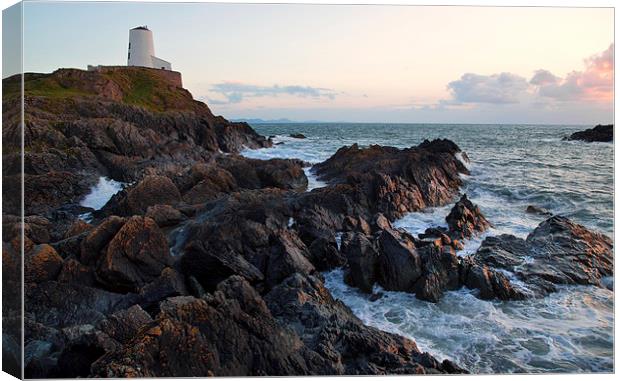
240;123;614;374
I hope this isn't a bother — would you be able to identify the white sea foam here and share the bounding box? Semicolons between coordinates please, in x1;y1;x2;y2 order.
304;167;328;191
324;268;613;373
80;177;124;211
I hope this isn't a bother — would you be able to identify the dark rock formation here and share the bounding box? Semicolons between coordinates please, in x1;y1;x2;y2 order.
265;274;465;375
463;216;613;299
91;277;332;377
95;216;173;293
310;139;468;220
445;194;490;240
566;124;613;142
341;232;379;293
525;205;553;216
289;133;307;139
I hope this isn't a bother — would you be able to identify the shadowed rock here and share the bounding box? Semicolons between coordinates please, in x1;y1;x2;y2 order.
566;124;613;142
446;194;490;240
95;216;173;293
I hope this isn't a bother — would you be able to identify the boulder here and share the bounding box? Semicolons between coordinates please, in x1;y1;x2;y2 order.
138;267;188;308
25;244;63;283
341;233;379;293
80;216;126;265
97;305;153;344
96;216;173;292
57;258;96;286
307;235;345;271
412;245;460;302
376;230;422;292
525;205;552;217
64;219;93;238
145;204;185;227
265;230;315;287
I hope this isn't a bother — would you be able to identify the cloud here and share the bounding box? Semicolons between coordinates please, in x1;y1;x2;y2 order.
446;72;530;104
531;43;613;102
208;82;339;104
529;69;561;86
440;44;613;108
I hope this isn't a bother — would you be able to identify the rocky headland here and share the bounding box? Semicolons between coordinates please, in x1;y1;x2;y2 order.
2;67;613;377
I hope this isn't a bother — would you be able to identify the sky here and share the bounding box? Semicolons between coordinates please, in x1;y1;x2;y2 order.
6;1;615;124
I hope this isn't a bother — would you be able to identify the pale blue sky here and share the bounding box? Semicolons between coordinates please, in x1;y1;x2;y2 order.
9;1;615;123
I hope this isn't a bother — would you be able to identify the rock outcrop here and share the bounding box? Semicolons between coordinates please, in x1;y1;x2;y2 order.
462;216;613;299
566;124;613;142
3;67;272;216
445;194;490;240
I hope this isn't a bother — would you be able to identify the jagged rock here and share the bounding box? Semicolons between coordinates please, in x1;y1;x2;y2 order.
80;216;126;265
180;164;238;204
64;219;93;238
96;216;173;292
289;133;307;139
342;215;372;235
97;305;153;344
413;245;461;302
372;213;393;232
91;277;331;377
265;230;315;287
445;194;490;240
376;229;422;292
57;258;96;286
177;189;300;291
25;281;138;328
307;235;345;271
459;258;527;300
566;124;613;142
54;324;119;378
102;175;181;216
312;139;468;220
265;273;466;375
138;267;188;308
341;232;379;293
464;216;613;299
180;240;264;292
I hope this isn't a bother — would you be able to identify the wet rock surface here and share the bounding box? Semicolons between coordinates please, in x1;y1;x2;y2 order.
463;215;613;299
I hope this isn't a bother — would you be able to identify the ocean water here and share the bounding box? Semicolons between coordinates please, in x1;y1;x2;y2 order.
241;123;614;373
80;176;124;211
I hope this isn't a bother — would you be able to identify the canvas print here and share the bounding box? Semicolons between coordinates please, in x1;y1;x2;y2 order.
1;1;614;378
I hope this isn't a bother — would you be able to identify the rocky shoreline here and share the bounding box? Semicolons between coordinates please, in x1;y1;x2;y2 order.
3;68;613;377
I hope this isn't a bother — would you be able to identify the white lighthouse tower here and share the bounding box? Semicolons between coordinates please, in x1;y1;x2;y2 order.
127;26;172;70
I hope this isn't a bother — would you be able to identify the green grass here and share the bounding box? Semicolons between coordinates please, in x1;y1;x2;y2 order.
3;67;198;114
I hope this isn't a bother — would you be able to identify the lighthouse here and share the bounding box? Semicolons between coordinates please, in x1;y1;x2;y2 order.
127;26;172;70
